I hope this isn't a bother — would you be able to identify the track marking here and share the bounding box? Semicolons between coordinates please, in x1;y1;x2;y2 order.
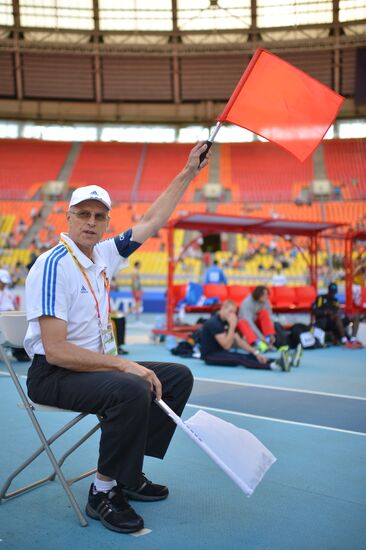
186;403;366;436
2;372;366;401
3;371;365;434
131;528;152;537
194;377;366;401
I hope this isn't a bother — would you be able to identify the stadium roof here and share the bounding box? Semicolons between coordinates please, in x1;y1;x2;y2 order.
1;1;364;32
0;1;365;123
166;213;346;236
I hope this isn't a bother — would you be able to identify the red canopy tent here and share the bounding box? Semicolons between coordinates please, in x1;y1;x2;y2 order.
345;229;366;314
160;213;345;335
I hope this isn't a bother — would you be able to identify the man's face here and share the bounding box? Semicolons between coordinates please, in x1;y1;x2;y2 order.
66;200;109;250
221;303;237;321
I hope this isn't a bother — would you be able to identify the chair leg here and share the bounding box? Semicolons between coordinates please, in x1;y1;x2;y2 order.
25;412;90;527
0;420;99;495
0;347;95;527
49;424;100;482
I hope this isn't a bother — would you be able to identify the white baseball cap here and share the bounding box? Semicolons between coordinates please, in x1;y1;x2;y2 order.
69;185;112;211
0;269;12;285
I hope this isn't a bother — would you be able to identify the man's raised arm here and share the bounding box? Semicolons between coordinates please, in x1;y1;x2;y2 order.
131;142;209;244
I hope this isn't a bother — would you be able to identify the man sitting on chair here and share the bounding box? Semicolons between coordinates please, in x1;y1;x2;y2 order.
24;142;209;534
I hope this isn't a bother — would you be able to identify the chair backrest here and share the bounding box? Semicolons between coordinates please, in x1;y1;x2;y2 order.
0;311;28;348
172;284;187;306
227;285;252;306
294;286;316;308
203;284;228;302
361;287;366;308
272;287;296;309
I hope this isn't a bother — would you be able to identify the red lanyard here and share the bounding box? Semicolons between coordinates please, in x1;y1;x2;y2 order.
61;239;111;324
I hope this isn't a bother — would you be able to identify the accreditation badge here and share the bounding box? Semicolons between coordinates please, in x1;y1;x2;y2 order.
101;322;118;356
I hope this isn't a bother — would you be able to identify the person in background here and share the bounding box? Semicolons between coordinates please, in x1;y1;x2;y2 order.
204;259;227;285
0;269;29;361
11;261;28;286
110;276;128;355
199;300;291;371
0;269;16;311
131;260;143;321
271;267;288;287
312;282;363;349
237;286;276;352
352;257;366;308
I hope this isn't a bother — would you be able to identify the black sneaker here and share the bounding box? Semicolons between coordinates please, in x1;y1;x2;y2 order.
120;474;169;502
86;484;144;533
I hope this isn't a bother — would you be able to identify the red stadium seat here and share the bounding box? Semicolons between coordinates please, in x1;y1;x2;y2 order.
227;285;252;306
272;287;296;309
294;286;316;309
360;287;366;309
172;284;187;306
203;284;228;303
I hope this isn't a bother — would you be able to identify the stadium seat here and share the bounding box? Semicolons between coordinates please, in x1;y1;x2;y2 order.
227;285;252;307
172;284;187;306
203;284;228;302
360;287;366;309
294;286;316;309
271;287;296;309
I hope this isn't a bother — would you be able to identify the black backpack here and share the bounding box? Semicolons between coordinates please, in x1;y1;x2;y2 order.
171;341;194;358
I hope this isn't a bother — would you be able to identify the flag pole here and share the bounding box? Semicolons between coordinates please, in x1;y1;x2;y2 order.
199;121;222;165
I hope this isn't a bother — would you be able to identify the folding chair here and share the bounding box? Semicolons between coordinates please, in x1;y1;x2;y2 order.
0;311;100;527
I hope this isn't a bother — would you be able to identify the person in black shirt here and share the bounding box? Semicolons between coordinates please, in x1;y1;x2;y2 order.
200;300;290;371
312;282;362;348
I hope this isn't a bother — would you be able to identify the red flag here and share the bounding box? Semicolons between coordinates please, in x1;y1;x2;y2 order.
218;49;344;162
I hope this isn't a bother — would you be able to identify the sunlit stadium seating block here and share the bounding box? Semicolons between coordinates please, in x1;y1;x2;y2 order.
323;139;366;200
1;201;44;246
0;215;15;247
0;248;32;271
69;143;143;202
0;139;70;199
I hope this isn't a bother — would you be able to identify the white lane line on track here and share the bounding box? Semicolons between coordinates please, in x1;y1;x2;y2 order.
2;371;364;435
186;403;366;436
2;372;365;401
194;377;366;401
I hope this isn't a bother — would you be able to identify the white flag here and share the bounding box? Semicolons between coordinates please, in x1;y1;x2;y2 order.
157;400;276;497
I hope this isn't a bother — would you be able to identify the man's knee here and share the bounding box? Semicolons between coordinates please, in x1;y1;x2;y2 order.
170;362;194;391
110;374;151;406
